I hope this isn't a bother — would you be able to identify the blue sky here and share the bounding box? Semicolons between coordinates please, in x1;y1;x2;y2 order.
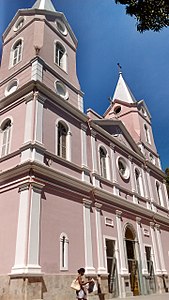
0;0;169;171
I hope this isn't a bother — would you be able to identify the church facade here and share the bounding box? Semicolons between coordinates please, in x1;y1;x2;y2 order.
0;1;169;299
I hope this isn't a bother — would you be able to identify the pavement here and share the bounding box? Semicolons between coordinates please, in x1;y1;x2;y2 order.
119;293;169;300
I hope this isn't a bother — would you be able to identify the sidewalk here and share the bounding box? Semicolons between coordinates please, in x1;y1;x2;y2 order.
119;293;169;300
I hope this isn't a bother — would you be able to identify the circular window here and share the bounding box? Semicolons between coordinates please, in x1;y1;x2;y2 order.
117;157;130;180
14;17;24;31
114;106;121;114
55;81;68;100
56;20;67;36
5;80;18;96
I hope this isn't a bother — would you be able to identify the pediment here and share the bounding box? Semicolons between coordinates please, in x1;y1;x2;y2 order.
93;119;142;155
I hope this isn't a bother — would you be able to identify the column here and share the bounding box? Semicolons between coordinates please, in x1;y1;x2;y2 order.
115;210;128;274
11;183;30;274
91;130;99;187
110;144;119;195
128;156;137;203
83;199;95;274
136;217;148;274
146;168;154;202
150;222;161;275
34;93;44;144
91;130;98;173
26;183;43;273
95;203;107;274
81;124;90;182
146;168;156;211
11;182;43;275
155;224;167;274
141;164;149;200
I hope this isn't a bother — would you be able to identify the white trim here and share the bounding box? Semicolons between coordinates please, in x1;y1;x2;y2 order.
155;225;167;274
98;143;111;181
5;78;19;96
91;130;98;174
54;40;67;72
55;118;71;161
34;96;44;144
56;19;68;36
11;184;30;273
81;124;88;168
134;166;144;197
0;117;13;158
55;80;69;100
95;204;107;274
155;180;164;207
9;37;24;69
115;211;128;274
13;16;25;32
110;144;117;184
136;218;148;274
163;181;169;209
83;199;96;274
150;223;161;275
31;60;43;81
23;98;33;143
27;186;42;270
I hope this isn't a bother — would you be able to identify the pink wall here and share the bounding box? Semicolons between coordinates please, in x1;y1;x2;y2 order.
40;188;85;273
0;188;19;274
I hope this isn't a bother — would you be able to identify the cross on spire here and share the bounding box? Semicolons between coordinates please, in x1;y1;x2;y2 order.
117;63;122;75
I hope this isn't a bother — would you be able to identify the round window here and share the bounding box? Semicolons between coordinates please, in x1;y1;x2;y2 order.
56;20;67;36
5;80;18;96
14;17;24;31
117;157;130;180
56;81;68;100
114;106;121;114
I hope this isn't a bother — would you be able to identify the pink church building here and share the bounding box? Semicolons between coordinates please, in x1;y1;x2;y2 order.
0;0;169;299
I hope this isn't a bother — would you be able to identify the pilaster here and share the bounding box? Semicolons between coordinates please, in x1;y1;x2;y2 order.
95;203;107;274
149;222;161;275
83;199;96;275
115;210;128;274
155;224;167;274
128;156;137;204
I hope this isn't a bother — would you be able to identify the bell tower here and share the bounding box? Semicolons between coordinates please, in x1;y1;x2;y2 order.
0;0;83;110
104;71;161;168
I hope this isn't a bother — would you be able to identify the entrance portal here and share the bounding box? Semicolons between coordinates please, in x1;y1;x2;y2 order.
106;239;118;297
125;226;140;296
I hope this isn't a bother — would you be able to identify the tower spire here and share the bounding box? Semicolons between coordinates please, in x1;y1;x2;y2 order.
112;68;136;103
32;0;56;12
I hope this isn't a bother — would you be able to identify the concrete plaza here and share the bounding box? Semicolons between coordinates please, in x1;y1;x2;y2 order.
120;293;169;300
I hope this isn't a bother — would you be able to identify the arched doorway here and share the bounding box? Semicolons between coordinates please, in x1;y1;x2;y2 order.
125;225;140;296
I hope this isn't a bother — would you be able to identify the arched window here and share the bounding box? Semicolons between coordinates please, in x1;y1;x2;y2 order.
135;168;143;196
99;147;107;179
60;233;69;270
144;124;151;144
55;42;67;71
57;122;68;159
11;39;23;67
156;182;163;206
1;119;12;157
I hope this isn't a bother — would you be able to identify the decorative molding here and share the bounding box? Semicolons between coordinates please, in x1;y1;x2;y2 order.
83;198;92;208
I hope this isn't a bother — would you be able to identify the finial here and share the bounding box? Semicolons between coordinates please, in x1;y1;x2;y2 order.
117;63;122;75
